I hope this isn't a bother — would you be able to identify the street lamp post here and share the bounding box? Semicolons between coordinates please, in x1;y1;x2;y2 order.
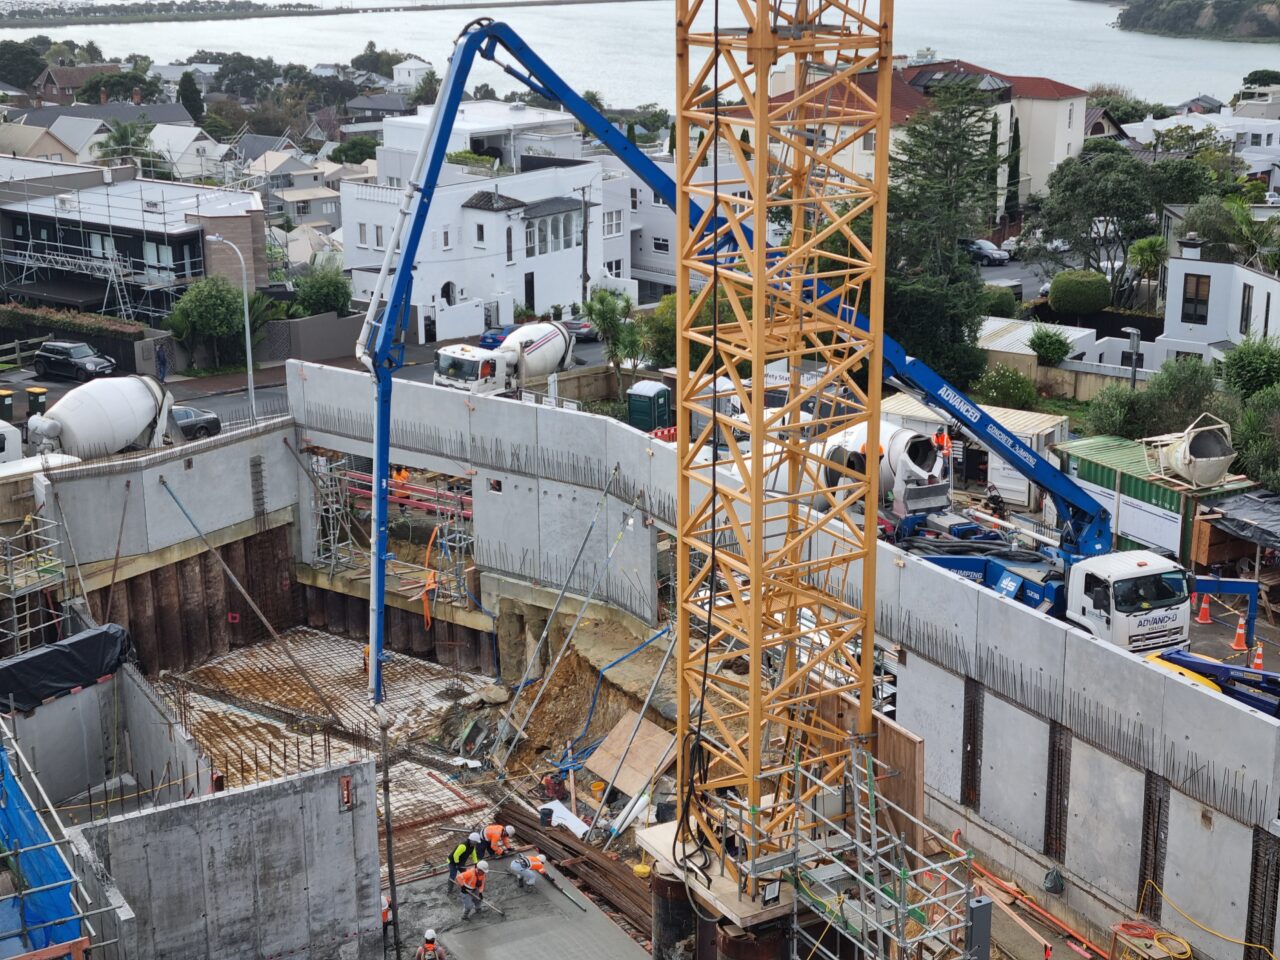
1122;326;1141;393
207;234;256;424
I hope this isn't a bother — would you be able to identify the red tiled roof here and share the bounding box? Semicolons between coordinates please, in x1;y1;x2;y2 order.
899;59;1085;101
748;71;929;126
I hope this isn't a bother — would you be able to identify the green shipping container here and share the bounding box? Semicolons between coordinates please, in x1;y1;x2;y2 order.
1054;435;1256;565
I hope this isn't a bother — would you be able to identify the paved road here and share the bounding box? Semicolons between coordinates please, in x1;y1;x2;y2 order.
978;258;1056;299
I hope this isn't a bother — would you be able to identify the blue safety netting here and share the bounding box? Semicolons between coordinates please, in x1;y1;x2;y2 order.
0;747;78;954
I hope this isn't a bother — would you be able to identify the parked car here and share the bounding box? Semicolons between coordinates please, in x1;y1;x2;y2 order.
1001;231;1070;259
561;316;599;341
958;238;1010;266
31;341;116;381
171;405;222;440
478;324;518;350
1265;191;1280;206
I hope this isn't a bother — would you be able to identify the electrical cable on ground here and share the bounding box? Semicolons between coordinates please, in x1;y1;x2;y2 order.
1139;879;1277;960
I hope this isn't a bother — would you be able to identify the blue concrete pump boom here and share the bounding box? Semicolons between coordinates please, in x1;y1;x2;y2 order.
355;17;1121;701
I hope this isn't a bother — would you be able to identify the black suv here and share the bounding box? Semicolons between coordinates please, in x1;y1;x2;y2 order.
32;341;116;381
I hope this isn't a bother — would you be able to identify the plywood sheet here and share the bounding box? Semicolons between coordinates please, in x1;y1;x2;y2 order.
582;710;675;800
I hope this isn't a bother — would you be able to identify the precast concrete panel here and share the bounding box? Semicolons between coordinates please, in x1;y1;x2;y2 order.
1062;634;1164;770
896;655;964;802
604;418;655;509
538;477;607;595
979;692;1049;850
1160;670;1280;827
471;396;541;475
976;592;1067;720
896;555;981;670
533;403;611;490
11;681;113;805
875;544;903;621
1161;789;1253;959
472;471;542;584
1064;740;1145;906
604;492;658;622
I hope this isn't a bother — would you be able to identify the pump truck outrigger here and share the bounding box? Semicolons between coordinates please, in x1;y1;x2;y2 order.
355;18;1259;703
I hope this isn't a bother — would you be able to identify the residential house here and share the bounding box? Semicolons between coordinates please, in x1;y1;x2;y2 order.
302;105;343;145
0;124;75;163
1084;106;1125;139
29;63;120;105
766;55;1087;211
0;156;267;321
311;63;345;79
1149;235;1280;366
147;124;235;180
11;102;194;128
339;121;387;143
48;115;112;163
1172;94;1224;115
245;150;340;231
232;132;301;165
343;100;632;340
349;71;393;90
1234;82;1280;121
1124;108;1280;186
346;93;413;120
0;80;31;108
148;63;220;98
390;57;433;93
314;158;377;192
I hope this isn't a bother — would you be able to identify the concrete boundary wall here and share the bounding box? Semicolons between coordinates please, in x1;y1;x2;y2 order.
34;420;297;566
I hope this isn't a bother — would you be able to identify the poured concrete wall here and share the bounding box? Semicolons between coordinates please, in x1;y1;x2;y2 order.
1064;740;1145;908
12;665;203;807
34;421;297;567
287;361;661;622
980;693;1049;851
895;654;963;803
1161;792;1253;950
73;761;381;960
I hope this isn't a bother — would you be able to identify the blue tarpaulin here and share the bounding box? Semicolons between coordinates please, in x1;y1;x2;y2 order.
0;747;78;951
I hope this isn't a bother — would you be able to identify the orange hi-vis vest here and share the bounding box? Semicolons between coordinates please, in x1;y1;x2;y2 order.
516;854;547;874
483;824;509;853
457;867;486;893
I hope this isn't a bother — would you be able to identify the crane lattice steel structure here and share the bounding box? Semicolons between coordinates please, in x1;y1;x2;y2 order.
673;0;893;890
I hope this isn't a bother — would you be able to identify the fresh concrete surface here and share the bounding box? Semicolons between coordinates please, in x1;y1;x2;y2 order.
392;859;649;960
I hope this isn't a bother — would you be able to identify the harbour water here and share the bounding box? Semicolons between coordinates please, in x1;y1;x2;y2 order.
0;0;1267;108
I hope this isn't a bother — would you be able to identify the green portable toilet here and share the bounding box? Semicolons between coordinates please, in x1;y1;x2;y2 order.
627;380;672;432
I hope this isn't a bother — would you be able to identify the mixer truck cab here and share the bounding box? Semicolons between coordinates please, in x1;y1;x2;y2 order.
434;320;575;397
1064;551;1192;651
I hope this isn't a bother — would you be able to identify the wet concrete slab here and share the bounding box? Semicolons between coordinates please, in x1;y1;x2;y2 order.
391;858;649;960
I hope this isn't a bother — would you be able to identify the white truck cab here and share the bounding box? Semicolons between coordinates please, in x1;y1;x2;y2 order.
1064;550;1192;651
434;344;510;396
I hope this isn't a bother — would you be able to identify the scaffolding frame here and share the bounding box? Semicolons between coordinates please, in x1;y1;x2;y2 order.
0;516;66;655
311;455;358;576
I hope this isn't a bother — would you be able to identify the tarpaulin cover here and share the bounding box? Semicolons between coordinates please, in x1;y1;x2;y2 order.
0;624;129;713
1208;489;1280;551
0;746;79;951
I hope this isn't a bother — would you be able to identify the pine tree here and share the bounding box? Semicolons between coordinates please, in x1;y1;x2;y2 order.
739;129;750;146
667;123;675;154
626;121;636;144
177;71;204;124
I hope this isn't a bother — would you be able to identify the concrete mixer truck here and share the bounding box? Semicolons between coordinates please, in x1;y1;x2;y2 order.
26;375;177;459
434;321;576;397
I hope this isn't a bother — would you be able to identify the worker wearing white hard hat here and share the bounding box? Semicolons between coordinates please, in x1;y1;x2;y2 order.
510;853;549;887
446;832;484;885
415;928;447;959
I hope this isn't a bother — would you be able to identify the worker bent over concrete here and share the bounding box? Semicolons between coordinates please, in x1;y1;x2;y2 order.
483;823;515;858
509;853;547;887
415;928;447;959
456;861;488;919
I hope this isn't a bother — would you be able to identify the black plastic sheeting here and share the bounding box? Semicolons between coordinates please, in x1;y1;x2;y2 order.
0;624;130;712
1208;489;1280;551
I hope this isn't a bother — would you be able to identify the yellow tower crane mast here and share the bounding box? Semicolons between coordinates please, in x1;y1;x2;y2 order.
673;0;893;891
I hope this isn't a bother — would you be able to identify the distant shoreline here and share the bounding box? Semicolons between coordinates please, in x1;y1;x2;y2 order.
0;0;664;29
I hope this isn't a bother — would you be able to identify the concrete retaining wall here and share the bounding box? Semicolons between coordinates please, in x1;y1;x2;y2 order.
287;361;662;622
34;420;297;567
980;693;1049;851
73;761;381;960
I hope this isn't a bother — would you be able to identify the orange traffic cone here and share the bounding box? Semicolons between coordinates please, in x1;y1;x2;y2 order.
1232;616;1249;652
1196;594;1213;625
1252;645;1265;671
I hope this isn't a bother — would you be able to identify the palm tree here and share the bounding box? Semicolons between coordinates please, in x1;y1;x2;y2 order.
92;119;165;177
1127;235;1168;309
1226;197;1280;273
582;288;634;397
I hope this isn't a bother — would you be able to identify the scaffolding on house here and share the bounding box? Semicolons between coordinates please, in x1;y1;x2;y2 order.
0;515;66;656
0;167;258;323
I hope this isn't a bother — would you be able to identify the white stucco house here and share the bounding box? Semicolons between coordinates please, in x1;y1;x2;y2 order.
147;124;236;181
390;57;434;94
342;100;637;341
1123;109;1280;186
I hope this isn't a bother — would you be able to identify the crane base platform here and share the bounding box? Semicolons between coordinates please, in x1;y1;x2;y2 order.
636;820;795;927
